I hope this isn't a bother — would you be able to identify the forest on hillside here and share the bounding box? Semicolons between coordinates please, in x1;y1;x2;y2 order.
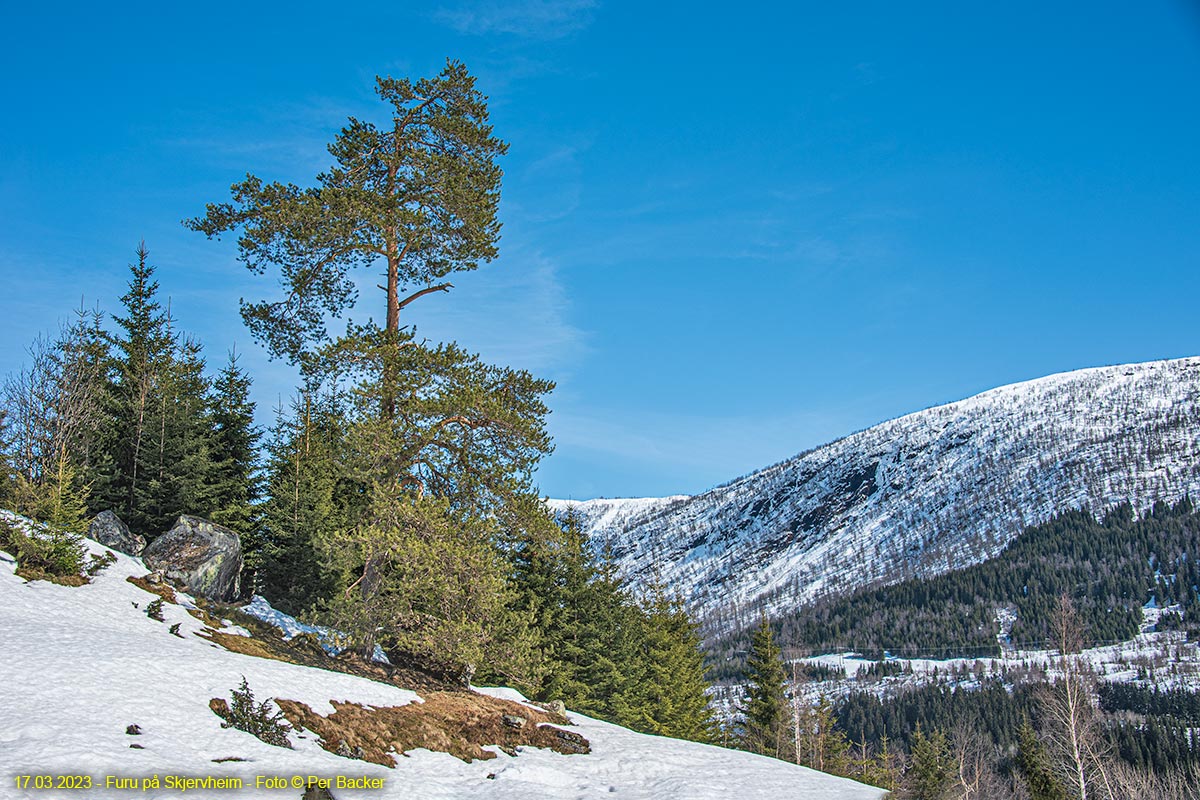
708;498;1200;677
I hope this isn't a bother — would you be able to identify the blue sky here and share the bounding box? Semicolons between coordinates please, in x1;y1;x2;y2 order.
2;2;1199;499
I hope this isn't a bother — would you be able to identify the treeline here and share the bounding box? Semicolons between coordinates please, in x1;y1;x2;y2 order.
730;601;1200;798
0;244;260;541
710;498;1200;675
1099;682;1200;725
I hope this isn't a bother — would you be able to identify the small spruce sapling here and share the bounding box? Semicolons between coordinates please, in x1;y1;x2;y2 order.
145;598;165;621
87;551;117;576
214;677;293;748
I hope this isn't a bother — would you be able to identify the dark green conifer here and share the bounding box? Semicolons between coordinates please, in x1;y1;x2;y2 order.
207;349;261;534
1017;719;1067;800
630;587;718;743
905;727;954;800
741;615;792;760
256;392;349;612
92;244;178;537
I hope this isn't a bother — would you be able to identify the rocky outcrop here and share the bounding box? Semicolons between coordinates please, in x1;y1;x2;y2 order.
142;516;242;602
87;511;145;556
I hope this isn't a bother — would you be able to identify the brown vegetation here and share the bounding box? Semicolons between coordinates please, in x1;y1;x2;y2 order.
126;574;178;603
15;566;88;586
273;692;587;766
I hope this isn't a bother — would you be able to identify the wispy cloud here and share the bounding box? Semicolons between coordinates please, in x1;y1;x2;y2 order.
549;406;857;486
434;0;599;39
506;144;585;222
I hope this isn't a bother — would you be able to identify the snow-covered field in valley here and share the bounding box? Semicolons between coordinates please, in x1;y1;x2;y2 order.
0;529;886;799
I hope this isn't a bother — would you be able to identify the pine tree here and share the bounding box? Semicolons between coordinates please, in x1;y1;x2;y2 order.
741;615;792;760
322;482;535;683
188;60;508;413
191;64;556;690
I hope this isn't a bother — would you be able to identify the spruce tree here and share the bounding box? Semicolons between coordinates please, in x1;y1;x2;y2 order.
905;727;954;800
1017;719;1068;800
93;244;178;537
506;501;594;699
256;391;350;612
152;335;215;525
741;615;792;760
630;588;717;743
207;349;261;534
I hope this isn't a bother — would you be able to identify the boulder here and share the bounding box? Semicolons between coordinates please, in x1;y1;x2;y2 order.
88;511;145;556
142;516;243;602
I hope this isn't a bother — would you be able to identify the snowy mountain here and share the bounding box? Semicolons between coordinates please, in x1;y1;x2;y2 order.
551;358;1200;631
0;521;885;800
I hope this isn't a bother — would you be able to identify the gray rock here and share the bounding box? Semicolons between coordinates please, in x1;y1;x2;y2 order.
554;728;589;754
333;739;363;760
502;714;526;729
142;516;243;602
88;511;145;556
542;700;567;717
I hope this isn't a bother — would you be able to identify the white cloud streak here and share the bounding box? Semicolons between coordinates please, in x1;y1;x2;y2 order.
434;0;599;39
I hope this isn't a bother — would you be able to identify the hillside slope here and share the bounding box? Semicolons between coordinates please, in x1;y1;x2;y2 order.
0;524;884;800
553;358;1200;630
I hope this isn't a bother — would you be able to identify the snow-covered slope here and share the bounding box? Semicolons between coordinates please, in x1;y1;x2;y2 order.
553;358;1200;630
0;527;884;800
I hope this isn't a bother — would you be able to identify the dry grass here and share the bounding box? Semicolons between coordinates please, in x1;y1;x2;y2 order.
197;629;285;661
15;566;88;586
274;691;589;766
126;575;178;603
200;608;469;694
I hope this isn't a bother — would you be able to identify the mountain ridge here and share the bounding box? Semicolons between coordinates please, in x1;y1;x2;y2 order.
551;357;1200;633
